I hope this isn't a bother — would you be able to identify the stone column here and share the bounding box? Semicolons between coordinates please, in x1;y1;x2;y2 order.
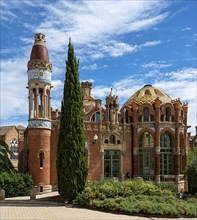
174;100;181;183
49;94;51;119
43;87;47;118
132;102;139;178
29;89;33;119
35;88;39;118
154;98;161;183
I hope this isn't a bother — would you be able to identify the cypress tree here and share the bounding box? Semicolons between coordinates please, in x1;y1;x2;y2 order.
57;38;88;201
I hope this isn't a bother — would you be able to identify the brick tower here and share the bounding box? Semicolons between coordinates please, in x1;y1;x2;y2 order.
27;33;52;193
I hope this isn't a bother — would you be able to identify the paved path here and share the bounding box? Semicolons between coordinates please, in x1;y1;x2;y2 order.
0;192;196;220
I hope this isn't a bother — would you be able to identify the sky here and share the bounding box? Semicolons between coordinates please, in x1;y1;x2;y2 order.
0;0;197;134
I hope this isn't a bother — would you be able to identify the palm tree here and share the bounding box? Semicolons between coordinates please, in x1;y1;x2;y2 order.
0;140;15;172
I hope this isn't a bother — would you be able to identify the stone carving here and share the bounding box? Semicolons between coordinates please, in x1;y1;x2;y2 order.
28;59;52;72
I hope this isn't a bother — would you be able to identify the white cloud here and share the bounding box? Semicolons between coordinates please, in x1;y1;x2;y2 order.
82;63;98;71
142;61;172;69
81;79;95;83
140;40;162;47
81;63;108;71
89;67;197;134
182;27;192;31
0;58;28;121
26;0;169;59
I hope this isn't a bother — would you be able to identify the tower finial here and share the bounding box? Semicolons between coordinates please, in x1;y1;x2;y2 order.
34;33;46;45
109;88;113;97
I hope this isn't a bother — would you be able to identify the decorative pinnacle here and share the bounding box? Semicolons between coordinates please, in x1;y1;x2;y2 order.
34;33;46;45
109;88;113;97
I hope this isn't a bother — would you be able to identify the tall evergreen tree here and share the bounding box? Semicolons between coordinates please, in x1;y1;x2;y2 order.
57;39;88;201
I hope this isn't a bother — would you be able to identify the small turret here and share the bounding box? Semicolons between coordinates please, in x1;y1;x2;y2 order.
106;88;119;125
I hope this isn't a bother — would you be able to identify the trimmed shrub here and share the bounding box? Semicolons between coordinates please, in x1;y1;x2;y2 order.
75;179;197;217
156;182;178;195
0;171;34;197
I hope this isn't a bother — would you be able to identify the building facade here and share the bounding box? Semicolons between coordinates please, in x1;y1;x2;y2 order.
24;33;190;193
0;125;25;170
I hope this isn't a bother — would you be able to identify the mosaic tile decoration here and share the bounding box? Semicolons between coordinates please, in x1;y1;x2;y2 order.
28;68;51;84
28;119;51;128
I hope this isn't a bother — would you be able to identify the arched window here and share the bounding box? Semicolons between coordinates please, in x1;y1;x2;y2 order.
117;140;121;144
166;107;171;121
39;151;44;168
138;132;154;176
139;115;142;122
161;115;164;121
104;139;108;144
125;110;128;123
10;138;18;160
91;112;100;122
143;108;149;121
160;132;173;175
109;135;116;144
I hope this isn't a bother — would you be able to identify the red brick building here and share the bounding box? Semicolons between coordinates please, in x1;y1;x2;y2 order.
25;33;189;193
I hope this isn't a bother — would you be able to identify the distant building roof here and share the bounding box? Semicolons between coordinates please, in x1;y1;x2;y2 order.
0;126;16;135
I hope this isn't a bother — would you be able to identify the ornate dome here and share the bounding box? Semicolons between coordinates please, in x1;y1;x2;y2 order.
122;84;172;108
30;33;49;62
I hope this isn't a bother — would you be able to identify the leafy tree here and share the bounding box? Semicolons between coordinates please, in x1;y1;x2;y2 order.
186;149;197;194
0;140;15;173
57;39;88;202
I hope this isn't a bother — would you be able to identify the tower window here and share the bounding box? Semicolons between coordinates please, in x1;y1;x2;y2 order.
143;108;149;121
109;135;116;144
125;110;128;123
39;151;44;168
166;107;171;121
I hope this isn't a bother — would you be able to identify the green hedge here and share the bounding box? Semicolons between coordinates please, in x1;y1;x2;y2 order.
0;171;34;197
75;179;197;217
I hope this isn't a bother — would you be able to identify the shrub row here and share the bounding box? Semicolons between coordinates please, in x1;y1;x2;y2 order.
75;179;197;217
0;171;34;197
